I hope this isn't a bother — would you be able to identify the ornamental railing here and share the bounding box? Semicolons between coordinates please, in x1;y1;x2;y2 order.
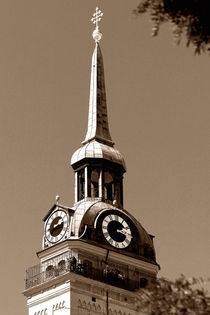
25;254;143;291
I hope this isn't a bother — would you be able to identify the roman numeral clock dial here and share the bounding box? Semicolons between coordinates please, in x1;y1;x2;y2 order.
102;214;132;249
45;210;68;243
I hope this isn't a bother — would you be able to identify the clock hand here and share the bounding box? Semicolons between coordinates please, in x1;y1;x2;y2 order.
116;228;132;237
53;219;63;229
48;219;63;232
51;223;63;234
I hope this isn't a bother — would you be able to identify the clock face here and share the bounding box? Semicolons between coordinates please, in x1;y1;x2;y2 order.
102;213;132;249
45;210;68;243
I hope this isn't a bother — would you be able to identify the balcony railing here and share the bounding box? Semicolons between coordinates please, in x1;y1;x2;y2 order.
25;256;142;291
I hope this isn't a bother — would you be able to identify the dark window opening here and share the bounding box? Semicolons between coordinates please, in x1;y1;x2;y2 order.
90;168;99;198
91;181;99;197
92;297;96;302
105;183;114;201
104;171;114;201
78;169;85;201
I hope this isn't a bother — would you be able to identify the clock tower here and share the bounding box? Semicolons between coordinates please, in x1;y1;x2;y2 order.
23;8;159;315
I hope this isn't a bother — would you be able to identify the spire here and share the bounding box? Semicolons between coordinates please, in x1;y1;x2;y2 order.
82;8;114;147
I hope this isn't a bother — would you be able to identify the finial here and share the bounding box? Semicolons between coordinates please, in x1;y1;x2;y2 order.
113;200;117;206
55;195;60;205
91;7;103;43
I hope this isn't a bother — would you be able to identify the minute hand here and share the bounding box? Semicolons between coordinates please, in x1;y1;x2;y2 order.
117;229;132;237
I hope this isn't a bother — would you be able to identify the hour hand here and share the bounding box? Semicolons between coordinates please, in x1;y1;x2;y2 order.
48;219;63;232
53;219;63;229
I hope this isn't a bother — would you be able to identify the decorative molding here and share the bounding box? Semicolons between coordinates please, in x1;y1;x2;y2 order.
27;282;70;307
37;239;107;262
77;299;103;313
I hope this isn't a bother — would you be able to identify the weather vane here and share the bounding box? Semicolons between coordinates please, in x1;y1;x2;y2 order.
91;7;103;43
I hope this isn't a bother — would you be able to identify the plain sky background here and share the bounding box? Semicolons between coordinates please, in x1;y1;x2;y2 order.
0;1;209;314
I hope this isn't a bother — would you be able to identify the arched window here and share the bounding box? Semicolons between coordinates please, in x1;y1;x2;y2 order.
46;265;54;278
58;260;66;273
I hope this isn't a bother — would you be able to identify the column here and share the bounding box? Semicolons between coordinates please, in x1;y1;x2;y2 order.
85;166;89;198
99;168;104;199
75;172;78;203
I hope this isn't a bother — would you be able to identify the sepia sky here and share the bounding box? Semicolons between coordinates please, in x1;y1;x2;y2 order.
0;0;210;314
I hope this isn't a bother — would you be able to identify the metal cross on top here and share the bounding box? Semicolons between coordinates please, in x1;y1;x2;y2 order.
91;7;103;43
91;7;103;30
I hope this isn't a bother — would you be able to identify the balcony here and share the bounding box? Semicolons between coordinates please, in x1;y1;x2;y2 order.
25;254;144;292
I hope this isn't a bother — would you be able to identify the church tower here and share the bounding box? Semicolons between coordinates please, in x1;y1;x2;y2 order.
23;8;159;315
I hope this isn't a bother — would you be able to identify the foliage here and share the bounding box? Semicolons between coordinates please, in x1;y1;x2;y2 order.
134;0;210;54
136;275;210;314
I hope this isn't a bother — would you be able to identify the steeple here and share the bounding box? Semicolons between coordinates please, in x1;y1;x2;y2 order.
83;43;114;146
83;7;113;146
71;8;126;207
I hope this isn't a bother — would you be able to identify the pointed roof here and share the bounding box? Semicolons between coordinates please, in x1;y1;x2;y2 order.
83;43;114;147
71;8;126;171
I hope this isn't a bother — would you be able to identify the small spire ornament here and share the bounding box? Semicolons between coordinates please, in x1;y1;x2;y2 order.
91;7;103;43
55;194;60;205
